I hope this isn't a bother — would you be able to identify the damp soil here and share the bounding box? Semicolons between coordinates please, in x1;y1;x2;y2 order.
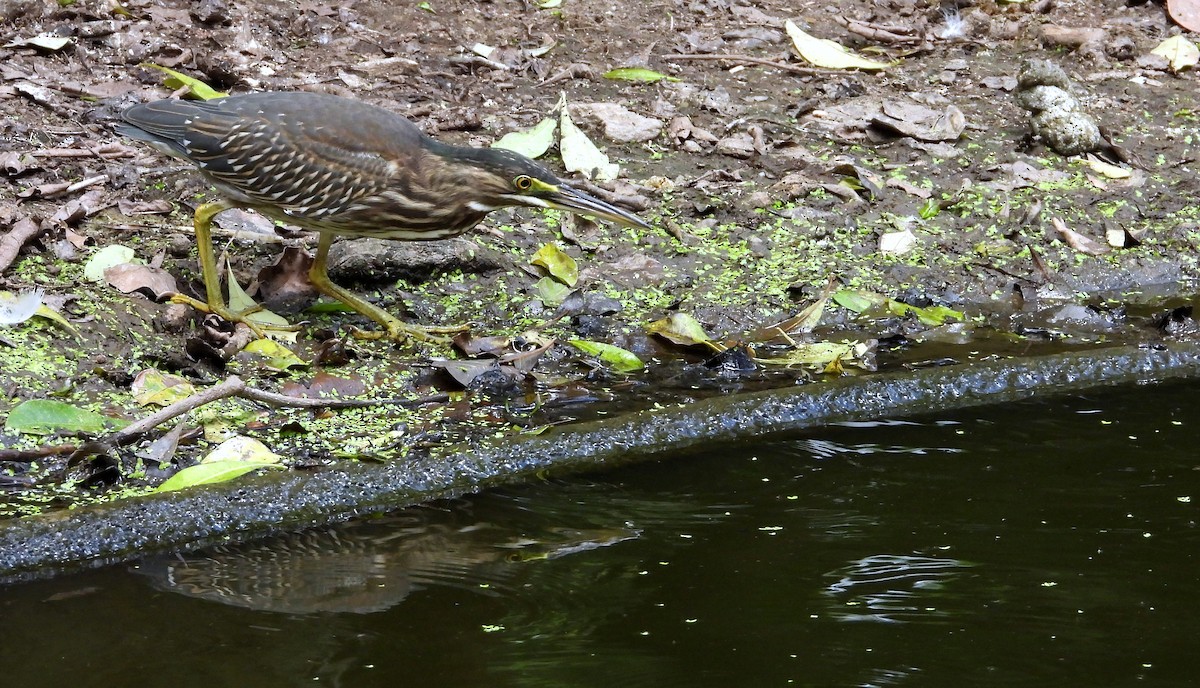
1;0;1200;513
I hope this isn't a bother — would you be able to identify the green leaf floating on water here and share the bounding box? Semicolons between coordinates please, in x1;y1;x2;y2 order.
569;340;644;372
603;67;679;83
4;399;129;435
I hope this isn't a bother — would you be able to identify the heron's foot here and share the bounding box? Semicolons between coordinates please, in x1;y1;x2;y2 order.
168;293;299;339
349;319;470;344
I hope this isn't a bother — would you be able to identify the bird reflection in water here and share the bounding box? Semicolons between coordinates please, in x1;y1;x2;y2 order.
134;509;640;615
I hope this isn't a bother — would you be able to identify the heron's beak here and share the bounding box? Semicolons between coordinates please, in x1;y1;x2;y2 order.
544;183;651;229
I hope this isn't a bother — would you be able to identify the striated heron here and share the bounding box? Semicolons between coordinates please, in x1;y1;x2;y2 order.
117;91;650;341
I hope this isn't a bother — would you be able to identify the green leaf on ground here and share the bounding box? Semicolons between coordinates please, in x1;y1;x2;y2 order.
569;340;644;372
918;198;941;219
492;117;557;158
243;338;308;371
832;289;885;313
4;399;129;435
156;435;284;492
131;369;197;407
83;245;140;282
224;257;296;342
754;340;873;370
647;312;712;347
603;67;678;83
155;459;284;492
784;20;890;71
532;276;571;306
834;289;962;326
139;63;228;100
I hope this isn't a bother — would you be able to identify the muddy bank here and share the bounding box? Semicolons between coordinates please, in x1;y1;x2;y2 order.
3;341;1199;582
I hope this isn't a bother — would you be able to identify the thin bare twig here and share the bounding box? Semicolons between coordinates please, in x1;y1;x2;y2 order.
3;379;449;466
112;375;450;445
660;53;836;76
31;145;136;160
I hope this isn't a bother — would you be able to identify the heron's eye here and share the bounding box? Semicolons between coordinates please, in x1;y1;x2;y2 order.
514;175;533;191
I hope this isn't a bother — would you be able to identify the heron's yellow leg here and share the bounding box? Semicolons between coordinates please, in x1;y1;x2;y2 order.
169;200;274;337
308;232;468;343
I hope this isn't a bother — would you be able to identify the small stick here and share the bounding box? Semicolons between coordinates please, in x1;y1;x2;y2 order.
111;375;449;446
661;53;836;76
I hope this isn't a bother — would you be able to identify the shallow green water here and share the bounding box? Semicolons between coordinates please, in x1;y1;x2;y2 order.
1;380;1197;687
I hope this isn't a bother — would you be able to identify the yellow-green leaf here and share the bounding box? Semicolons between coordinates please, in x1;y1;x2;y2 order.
531;243;578;286
603;67;678;83
569;339;644;372
492;117;557;159
243;338;308;370
0;290;43;327
84;245;140;282
139;63;228;100
3;399;129;435
155;459;283;492
1152;35;1200;71
131;368;197;407
647;312;712;347
532;276;571;306
754;340;872;370
784;20;890;71
203;434;283;464
224;256;296;342
156;435;284;492
833;289;885;313
1079;154;1132;179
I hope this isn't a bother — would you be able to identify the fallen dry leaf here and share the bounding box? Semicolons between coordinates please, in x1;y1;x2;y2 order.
1052;217;1110;256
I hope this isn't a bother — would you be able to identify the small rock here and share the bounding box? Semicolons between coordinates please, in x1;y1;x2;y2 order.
716;132;756;158
1017;59;1072;91
980;75;1019;91
569;103;663;143
167;234;194;258
190;0;232;25
1015;60;1102;156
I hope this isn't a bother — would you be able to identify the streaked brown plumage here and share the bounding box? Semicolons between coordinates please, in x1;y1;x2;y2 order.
117;92;649;341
